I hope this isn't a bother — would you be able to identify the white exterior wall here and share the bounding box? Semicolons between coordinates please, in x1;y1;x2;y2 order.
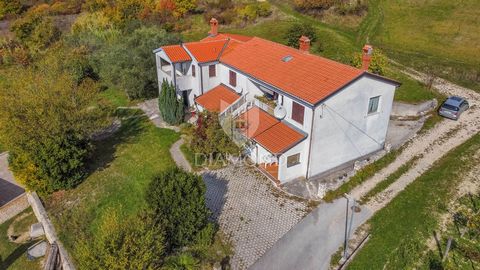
281;95;313;134
155;51;174;89
307;76;396;177
277;139;309;182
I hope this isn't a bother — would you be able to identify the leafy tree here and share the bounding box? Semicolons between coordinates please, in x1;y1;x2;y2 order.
351;48;388;76
190;111;239;158
10;11;60;51
285;22;317;48
76;209;165;269
91;26;182;99
146;167;209;249
0;55;110;193
158;79;185;125
172;0;197;17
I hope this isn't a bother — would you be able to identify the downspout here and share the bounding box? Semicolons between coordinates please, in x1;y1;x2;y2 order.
305;106;316;179
173;63;177;90
200;65;204;95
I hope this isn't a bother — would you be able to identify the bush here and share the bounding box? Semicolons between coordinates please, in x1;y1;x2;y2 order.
285;22;317;49
159;79;185;125
0;0;22;19
351;48;388;76
0;38;30;66
293;0;335;10
76;209;165;269
146;167;209;250
190;111;239;158
237;2;272;22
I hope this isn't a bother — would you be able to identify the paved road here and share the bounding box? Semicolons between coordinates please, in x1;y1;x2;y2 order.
251;198;371;270
0;153;24;207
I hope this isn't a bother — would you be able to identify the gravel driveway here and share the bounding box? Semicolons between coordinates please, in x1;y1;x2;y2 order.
203;165;309;269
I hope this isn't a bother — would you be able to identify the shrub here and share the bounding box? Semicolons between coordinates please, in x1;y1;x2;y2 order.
0;38;30;66
190;111;239;158
76;209;165;269
159;79;185;125
285;22;317;49
293;0;335;10
351;48;388;76
146;167;209;249
163;253;200;270
237;2;272;22
172;0;197;17
0;0;22;19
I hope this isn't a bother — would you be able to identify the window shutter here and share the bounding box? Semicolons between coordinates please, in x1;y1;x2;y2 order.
229;70;237;87
292;101;305;125
209;65;216;77
192;65;196;77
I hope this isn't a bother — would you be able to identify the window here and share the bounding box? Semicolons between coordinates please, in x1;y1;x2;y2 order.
179;62;188;76
192;64;196;77
209;65;216;77
292;101;305;125
287;153;300;167
229;70;237;87
368;96;380;114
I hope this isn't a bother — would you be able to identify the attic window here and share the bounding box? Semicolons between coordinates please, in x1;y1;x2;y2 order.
282;55;293;62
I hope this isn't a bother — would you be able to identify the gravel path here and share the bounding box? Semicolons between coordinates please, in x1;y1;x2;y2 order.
169;138;192;172
351;67;480;208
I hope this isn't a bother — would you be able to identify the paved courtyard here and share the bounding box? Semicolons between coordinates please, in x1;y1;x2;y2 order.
202;165;309;269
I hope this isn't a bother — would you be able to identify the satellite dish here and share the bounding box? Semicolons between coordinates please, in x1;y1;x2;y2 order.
274;105;287;120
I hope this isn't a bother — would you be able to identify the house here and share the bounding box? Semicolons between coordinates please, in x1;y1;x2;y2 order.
154;18;400;184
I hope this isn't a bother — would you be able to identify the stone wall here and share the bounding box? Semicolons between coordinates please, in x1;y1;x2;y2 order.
0;194;29;224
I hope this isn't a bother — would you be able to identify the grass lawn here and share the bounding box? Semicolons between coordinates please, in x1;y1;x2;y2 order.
0;208;42;270
348;133;480;269
180;143;205;171
99;87;131;108
45;111;179;262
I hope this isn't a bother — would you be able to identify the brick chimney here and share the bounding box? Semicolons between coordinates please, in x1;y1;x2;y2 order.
362;45;373;71
209;18;218;36
299;36;311;53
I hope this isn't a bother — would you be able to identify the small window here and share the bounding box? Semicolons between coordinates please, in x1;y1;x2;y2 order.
287;153;300;168
292;101;305;125
229;70;237;87
209;65;216;77
192;64;196;77
368;96;380;114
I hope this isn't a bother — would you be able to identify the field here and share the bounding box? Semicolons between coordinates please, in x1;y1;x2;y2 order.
348;133;480;269
45;112;179;261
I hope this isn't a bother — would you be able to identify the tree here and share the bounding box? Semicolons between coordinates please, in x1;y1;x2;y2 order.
76;209;165;269
158;79;185;125
146;167;209;249
0;0;22;19
10;11;61;51
351;48;388;76
91;26;182;99
0;55;110;193
190;111;239;158
285;22;317;48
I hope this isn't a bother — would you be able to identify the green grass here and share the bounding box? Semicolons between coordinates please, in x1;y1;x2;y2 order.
99;87;131;108
323;149;400;202
348;133;480;269
45;111;180;262
358;0;480;92
0;208;42;270
360;156;419;204
180;143;205;171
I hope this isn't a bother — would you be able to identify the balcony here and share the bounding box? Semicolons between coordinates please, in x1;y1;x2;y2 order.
175;74;192;91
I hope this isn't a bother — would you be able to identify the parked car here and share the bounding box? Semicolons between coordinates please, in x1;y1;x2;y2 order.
438;96;469;120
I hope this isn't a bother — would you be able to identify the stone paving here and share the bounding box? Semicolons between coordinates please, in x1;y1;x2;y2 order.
202;165;309;269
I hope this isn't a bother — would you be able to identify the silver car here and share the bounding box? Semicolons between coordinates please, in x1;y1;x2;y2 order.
438;96;469;120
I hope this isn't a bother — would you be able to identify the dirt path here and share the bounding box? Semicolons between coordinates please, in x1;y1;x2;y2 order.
350;67;480;211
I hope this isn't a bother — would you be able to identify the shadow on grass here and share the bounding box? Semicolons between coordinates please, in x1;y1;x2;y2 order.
0;240;38;269
85;113;147;178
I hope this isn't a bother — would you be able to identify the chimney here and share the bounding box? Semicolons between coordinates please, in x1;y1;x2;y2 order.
299;36;310;53
362;45;373;71
209;18;218;36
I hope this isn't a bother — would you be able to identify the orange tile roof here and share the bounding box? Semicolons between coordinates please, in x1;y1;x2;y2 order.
161;45;191;62
202;33;254;43
195;84;240;112
255;122;305;154
239;107;305;154
220;37;364;104
183;39;228;63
